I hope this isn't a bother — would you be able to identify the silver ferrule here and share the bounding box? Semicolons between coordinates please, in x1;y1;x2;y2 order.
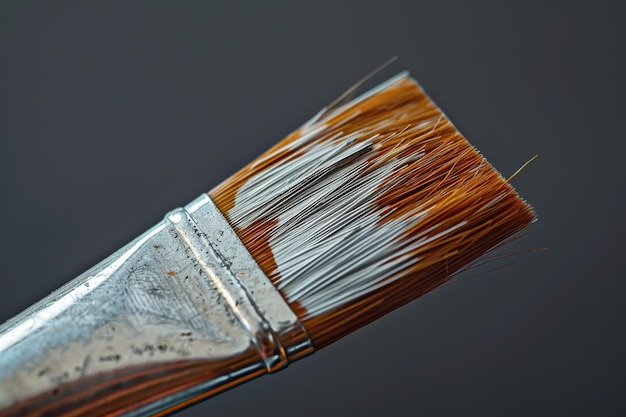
0;194;314;415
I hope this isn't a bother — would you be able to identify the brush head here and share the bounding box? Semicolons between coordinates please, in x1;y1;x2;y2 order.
210;73;534;348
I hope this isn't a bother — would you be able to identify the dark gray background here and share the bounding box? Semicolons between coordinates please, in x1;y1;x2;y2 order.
1;1;624;416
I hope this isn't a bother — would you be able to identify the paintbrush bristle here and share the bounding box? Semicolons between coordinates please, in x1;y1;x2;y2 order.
210;73;534;348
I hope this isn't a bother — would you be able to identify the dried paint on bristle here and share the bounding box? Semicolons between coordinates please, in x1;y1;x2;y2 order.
210;73;535;348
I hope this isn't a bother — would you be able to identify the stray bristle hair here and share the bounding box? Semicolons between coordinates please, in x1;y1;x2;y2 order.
210;73;534;348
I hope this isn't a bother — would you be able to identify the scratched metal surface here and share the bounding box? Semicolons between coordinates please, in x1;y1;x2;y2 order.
0;195;311;412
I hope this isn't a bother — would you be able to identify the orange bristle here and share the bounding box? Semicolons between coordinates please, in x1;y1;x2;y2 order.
210;73;534;348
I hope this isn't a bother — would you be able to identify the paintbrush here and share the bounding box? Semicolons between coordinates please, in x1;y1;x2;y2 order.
0;71;534;416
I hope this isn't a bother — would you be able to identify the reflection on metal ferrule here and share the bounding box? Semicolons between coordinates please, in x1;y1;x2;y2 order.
165;195;313;371
0;194;313;414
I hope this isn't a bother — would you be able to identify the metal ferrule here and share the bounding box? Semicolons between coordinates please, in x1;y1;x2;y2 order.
0;194;314;415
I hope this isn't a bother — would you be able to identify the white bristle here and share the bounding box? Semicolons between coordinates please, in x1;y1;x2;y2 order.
227;75;465;320
210;72;534;346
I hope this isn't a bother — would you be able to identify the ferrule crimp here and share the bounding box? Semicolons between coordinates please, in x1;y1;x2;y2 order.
171;194;313;371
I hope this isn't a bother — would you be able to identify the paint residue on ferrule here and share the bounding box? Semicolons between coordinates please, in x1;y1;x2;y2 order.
0;194;313;414
166;194;313;370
